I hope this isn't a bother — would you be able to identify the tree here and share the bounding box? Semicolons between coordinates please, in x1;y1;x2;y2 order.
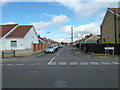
61;42;64;45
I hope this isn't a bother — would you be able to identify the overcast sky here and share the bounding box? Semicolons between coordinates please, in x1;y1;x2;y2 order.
1;0;119;42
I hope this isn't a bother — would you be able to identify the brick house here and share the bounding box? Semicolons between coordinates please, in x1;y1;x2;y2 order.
100;8;120;44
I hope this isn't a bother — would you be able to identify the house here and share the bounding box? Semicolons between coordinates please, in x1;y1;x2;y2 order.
101;8;120;44
0;24;39;57
38;37;51;44
76;33;100;44
38;35;46;44
81;34;100;44
73;33;100;48
38;36;59;45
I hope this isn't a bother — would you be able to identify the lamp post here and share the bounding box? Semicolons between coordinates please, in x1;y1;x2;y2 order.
46;32;51;45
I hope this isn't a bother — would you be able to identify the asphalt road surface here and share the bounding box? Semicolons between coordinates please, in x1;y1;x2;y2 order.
2;46;119;88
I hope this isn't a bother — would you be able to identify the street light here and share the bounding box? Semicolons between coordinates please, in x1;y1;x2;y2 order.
46;32;53;45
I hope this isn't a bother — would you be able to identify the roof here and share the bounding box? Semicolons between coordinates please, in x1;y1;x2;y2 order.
73;34;100;44
108;8;120;15
0;24;18;37
7;25;33;38
39;37;46;42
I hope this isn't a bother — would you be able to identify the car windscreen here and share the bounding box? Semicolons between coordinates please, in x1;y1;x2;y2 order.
47;47;54;48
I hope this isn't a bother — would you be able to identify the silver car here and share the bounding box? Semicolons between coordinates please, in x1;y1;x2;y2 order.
45;46;56;53
52;44;58;51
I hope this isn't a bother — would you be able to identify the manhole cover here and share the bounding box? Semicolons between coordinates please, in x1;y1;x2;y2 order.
53;80;68;88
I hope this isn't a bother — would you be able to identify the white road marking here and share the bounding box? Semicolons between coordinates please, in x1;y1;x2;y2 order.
48;62;56;65
80;62;88;65
90;62;100;65
27;64;34;66
48;57;56;65
28;71;37;74
111;62;119;65
100;62;111;65
16;64;23;66
6;64;13;66
0;64;3;66
57;53;60;56
59;62;67;65
70;62;77;65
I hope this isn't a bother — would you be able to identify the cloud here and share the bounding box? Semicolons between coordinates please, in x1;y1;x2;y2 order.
30;14;70;29
1;0;120;2
4;22;16;24
36;30;44;34
52;36;71;43
57;0;119;20
60;22;100;41
40;13;56;18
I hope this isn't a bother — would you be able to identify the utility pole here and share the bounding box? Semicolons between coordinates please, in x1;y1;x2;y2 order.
114;10;117;44
71;27;73;49
118;1;120;43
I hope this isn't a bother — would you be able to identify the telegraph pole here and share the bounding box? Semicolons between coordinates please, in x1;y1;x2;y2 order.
114;10;117;44
71;27;73;49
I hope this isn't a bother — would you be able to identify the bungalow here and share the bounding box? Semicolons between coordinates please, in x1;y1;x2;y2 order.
0;24;40;57
74;33;100;44
81;34;100;44
73;34;100;48
101;8;120;44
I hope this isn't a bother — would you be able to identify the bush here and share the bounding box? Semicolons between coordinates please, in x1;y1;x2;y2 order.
99;42;113;44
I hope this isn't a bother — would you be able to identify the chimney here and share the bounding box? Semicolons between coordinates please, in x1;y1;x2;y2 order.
90;33;92;36
38;35;40;38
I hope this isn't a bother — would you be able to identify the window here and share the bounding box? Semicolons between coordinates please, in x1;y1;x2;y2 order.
11;41;17;47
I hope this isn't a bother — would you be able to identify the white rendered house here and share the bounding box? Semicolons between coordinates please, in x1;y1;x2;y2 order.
0;24;39;51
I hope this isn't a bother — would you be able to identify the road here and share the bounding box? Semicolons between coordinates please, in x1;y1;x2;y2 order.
2;46;119;88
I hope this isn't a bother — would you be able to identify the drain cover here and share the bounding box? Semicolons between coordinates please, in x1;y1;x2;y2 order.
53;80;68;88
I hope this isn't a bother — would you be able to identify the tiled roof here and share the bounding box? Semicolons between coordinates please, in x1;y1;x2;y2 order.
39;37;59;44
0;24;18;37
97;35;101;37
7;25;33;38
108;8;120;15
39;38;46;42
73;34;101;44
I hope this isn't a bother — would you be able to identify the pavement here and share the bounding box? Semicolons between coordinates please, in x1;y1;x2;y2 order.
72;48;119;62
1;46;119;88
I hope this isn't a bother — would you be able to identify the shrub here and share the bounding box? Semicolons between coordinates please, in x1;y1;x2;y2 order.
99;42;113;44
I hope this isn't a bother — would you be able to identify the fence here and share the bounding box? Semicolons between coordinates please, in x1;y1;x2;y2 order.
33;43;51;51
80;43;120;55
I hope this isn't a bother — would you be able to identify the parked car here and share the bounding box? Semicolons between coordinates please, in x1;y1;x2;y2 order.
52;44;58;51
58;44;64;48
45;46;56;53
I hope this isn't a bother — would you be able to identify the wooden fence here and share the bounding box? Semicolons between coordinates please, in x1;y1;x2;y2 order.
33;43;51;51
80;43;120;55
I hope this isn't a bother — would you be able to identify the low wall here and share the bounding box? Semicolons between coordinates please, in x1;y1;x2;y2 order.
15;49;33;56
1;43;50;58
2;49;43;58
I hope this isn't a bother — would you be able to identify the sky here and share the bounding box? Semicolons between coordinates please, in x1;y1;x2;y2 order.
1;0;120;42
